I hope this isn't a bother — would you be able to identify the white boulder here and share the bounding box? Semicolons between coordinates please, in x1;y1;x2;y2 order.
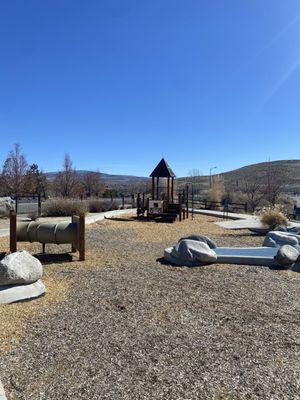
172;239;217;264
0;280;45;304
275;245;299;267
179;234;217;249
0;251;43;285
263;231;299;248
0;197;14;216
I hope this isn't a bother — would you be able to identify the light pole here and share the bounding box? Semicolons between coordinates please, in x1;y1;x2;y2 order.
210;166;217;188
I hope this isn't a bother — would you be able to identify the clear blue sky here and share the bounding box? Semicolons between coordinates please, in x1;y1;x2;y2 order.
1;1;300;177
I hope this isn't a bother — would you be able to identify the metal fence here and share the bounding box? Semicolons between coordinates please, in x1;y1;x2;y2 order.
189;198;248;213
13;195;137;215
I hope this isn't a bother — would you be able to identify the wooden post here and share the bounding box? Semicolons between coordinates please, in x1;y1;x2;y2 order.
178;193;182;221
78;214;85;261
156;177;159;200
146;197;150;219
152;177;155;199
137;193;141;216
10;211;17;253
71;214;76;253
122;195;125;210
142;193;145;208
38;193;42;217
191;184;194;220
167;177;170;205
186;185;189;219
131;194;135;208
171;177;174;203
15;196;18;214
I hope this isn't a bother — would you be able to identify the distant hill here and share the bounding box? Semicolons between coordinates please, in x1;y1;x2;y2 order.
45;170;149;188
46;160;300;194
178;160;300;194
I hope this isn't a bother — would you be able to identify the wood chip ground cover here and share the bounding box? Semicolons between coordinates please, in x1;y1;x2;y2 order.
0;214;299;399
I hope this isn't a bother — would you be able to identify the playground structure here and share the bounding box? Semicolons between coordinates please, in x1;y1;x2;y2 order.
9;212;85;261
137;158;193;223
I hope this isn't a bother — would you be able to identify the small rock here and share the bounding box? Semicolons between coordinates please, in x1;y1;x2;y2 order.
0;251;43;285
174;239;217;263
275;245;299;267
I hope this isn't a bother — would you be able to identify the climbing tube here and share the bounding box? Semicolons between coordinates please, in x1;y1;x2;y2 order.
17;221;78;246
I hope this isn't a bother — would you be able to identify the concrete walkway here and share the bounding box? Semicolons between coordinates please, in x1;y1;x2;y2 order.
192;209;300;230
192;209;252;221
0;209;136;238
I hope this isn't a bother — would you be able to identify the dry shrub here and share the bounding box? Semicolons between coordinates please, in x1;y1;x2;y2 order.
260;205;288;230
28;212;38;221
209;178;224;210
88;199;118;213
277;194;295;215
42;198;87;217
0;209;9;219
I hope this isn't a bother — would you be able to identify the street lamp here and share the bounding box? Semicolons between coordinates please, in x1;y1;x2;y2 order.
210;166;217;188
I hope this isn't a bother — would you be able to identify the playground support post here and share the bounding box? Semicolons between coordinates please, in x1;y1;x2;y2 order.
186;185;189;219
9;211;17;253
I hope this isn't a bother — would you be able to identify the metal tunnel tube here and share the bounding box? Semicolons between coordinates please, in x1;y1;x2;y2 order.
17;221;78;246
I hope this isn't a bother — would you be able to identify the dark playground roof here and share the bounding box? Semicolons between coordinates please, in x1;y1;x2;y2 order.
150;158;176;178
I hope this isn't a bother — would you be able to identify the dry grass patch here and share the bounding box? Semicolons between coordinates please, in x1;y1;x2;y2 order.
0;270;73;352
0;237;76;352
0;222;122;352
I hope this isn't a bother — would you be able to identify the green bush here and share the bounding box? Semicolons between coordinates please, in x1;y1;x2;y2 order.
42;198;88;217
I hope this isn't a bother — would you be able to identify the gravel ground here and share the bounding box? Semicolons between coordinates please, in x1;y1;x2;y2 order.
0;214;300;399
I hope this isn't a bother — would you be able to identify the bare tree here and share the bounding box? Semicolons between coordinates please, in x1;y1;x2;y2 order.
263;163;287;206
54;154;79;197
2;144;28;197
188;168;202;184
81;171;104;197
126;180;151;196
240;174;265;212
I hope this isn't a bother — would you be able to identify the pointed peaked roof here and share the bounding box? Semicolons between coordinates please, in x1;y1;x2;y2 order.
150;158;176;178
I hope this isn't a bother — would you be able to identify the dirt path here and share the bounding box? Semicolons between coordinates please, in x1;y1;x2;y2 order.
0;215;299;399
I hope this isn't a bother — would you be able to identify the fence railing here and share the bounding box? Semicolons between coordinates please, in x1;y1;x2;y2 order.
189;198;248;213
12;195;138;215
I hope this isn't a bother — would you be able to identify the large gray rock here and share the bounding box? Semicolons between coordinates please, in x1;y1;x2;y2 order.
0;197;14;217
0;280;45;304
275;245;299;267
263;232;299;248
179;234;217;249
0;251;43;285
172;239;217;264
288;227;300;234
